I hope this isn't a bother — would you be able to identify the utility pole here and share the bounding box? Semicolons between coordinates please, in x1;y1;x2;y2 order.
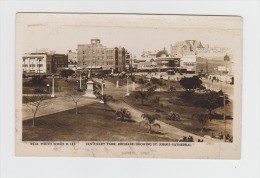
79;72;82;89
130;53;133;76
126;75;129;96
206;58;208;74
100;78;104;103
51;74;55;97
220;71;223;91
224;94;226;142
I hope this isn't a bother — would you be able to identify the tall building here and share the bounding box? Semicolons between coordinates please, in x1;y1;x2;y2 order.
77;38;126;72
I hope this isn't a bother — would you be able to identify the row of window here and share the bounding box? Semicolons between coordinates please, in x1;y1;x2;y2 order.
82;56;115;60
183;62;195;66
23;64;43;67
82;50;115;54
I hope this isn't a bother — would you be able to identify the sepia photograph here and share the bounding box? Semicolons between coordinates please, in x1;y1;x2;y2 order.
15;13;242;158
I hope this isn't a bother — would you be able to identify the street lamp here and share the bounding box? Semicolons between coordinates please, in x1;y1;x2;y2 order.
220;71;223;91
130;53;133;76
79;71;82;89
100;78;105;103
51;74;55;97
220;94;226;142
125;75;129;96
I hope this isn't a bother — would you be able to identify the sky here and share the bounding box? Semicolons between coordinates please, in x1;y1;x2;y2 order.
17;13;242;57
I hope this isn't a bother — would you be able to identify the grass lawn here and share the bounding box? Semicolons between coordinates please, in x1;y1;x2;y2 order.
22;95;53;103
23;103;175;141
124;91;233;138
105;76;131;87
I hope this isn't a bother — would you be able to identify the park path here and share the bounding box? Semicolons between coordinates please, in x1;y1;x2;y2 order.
22;95;98;120
95;78;220;142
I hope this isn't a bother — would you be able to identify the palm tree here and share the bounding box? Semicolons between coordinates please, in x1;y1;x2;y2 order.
135;85;157;105
141;113;161;133
115;108;131;121
98;94;114;111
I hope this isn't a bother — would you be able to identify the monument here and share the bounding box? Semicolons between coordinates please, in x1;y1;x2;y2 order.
83;70;96;98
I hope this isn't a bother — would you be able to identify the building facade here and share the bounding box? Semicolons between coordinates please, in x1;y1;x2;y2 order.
170;40;231;59
22;54;50;74
50;53;68;73
180;55;197;73
22;52;68;74
77;38;126;72
68;50;78;64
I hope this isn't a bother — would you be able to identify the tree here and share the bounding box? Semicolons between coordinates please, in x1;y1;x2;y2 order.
192;114;210;132
60;69;74;82
23;94;49;127
31;75;46;86
179;76;202;90
69;92;84;114
158;78;166;91
140;113;161;133
115;108;132;122
97;94;114;111
193;90;229;117
130;76;135;82
135;85;156;105
135;78;156;105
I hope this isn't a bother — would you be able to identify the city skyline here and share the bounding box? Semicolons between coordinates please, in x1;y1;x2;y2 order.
19;14;242;57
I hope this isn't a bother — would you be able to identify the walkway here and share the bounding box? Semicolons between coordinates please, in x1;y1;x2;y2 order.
95;78;220;142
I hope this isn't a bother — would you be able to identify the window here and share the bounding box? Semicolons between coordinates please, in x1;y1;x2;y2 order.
30;64;35;67
37;64;43;67
22;64;28;67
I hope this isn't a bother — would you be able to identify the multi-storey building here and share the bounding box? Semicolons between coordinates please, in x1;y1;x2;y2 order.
22;52;68;74
22;53;51;74
77;38;126;72
50;53;68;73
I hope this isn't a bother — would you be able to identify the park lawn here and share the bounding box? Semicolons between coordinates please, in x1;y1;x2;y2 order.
105;75;150;88
23;77;82;95
124;91;233;138
22;95;54;104
23;102;175;142
105;76;127;87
